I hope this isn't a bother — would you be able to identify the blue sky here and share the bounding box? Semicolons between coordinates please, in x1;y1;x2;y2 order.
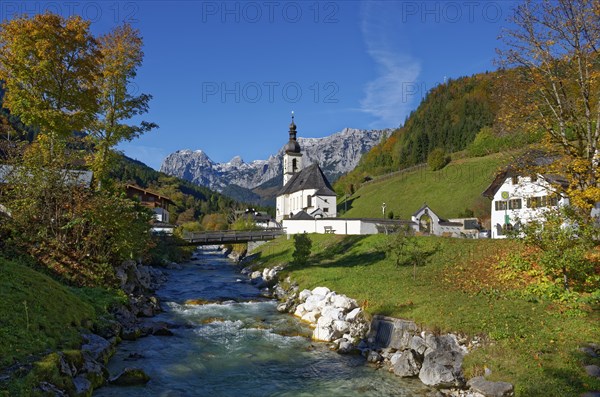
3;1;517;169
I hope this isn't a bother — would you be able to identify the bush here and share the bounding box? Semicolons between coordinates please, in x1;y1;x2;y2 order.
292;233;312;266
466;127;543;157
427;148;450;171
1;149;154;286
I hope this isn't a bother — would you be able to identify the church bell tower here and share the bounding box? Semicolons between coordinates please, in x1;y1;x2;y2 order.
282;112;302;185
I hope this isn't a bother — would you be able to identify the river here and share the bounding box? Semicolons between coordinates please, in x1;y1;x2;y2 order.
94;247;428;397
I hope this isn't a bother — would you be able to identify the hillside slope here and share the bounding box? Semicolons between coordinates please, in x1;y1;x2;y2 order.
336;70;537;195
340;153;509;222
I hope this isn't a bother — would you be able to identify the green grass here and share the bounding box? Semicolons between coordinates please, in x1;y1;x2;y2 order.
0;256;129;394
252;235;600;397
340;153;508;219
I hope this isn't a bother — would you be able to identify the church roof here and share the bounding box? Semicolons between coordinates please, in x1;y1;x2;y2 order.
278;163;336;197
291;210;314;220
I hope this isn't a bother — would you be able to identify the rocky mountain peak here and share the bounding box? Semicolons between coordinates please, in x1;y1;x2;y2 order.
160;127;389;196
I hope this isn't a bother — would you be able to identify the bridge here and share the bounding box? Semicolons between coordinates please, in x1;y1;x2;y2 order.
181;228;284;245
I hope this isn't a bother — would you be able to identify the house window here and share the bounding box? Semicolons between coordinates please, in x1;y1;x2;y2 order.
511;176;518;185
495;201;507;211
527;196;543;208
530;174;538;183
509;199;522;210
541;195;559;207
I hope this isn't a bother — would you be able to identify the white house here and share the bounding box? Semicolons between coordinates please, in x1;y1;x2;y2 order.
275;115;337;222
482;170;569;239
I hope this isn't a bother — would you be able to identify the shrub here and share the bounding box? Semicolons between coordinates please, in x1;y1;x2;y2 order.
292;233;312;266
427;148;450;171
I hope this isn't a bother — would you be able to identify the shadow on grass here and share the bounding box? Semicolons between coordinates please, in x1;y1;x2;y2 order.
286;236;385;273
337;195;359;214
310;235;368;263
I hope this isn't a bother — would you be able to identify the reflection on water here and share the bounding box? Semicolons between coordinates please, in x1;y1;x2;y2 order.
94;247;428;397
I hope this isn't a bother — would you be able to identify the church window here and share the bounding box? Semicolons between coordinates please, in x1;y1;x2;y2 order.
307;195;312;207
292;158;297;172
323;208;329;213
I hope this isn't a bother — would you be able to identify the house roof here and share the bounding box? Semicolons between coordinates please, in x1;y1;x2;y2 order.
126;184;176;205
481;151;569;199
482;170;570;199
277;163;336;197
0;164;93;188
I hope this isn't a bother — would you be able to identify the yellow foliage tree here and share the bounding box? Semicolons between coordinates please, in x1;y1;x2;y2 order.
0;13;99;158
498;0;600;213
89;23;156;190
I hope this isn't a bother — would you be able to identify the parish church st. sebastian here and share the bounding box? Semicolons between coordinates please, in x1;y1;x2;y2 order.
275;115;337;222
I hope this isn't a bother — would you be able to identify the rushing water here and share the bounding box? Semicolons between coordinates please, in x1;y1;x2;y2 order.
95;247;428;397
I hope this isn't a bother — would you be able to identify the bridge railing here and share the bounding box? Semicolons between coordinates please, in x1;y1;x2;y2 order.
182;228;284;243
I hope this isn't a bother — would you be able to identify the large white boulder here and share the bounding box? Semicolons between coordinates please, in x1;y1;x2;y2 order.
316;316;334;328
312;286;331;296
294;303;307;318
333;320;350;334
313;326;336;342
332;294;357;310
321;306;345;321
303;294;326;312
301;310;320;324
298;289;312;302
345;307;362;322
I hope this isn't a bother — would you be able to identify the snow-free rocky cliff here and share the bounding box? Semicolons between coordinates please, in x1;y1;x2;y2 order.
160;128;388;192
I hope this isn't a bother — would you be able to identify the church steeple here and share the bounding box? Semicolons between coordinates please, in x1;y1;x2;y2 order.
284;111;301;154
282;112;303;185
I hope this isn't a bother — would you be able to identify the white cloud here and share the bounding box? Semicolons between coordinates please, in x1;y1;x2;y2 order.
360;2;421;128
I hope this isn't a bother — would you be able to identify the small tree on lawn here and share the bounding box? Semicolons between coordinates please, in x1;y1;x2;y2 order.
292;233;312;266
385;225;439;280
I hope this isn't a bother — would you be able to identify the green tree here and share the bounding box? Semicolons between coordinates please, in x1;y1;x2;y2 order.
89;23;157;190
0;13;99;158
292;233;312;266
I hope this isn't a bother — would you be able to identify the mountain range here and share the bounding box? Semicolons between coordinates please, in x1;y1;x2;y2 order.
160;128;388;205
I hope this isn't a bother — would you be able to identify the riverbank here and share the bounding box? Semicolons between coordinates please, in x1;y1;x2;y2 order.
0;255;173;395
248;234;600;396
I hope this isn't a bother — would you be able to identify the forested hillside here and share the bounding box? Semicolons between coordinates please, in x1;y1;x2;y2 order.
335;70;540;195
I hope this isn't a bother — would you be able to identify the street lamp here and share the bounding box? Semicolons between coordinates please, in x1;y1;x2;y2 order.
382;202;386;218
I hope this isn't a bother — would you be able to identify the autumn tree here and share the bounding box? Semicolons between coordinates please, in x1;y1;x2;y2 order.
498;0;600;213
90;23;156;190
0;13;99;159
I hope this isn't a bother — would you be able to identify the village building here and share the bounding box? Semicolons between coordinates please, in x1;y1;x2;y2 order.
125;184;176;234
411;204;481;238
275;115;337;222
482;165;569;239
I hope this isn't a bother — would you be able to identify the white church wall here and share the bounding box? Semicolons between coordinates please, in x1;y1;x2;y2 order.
282;219;375;235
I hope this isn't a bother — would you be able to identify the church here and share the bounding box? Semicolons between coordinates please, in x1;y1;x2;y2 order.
275;115;337;222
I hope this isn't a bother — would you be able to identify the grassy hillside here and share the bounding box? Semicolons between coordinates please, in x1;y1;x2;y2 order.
0;257;117;368
251;235;600;397
340;152;508;221
335;70;540;196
